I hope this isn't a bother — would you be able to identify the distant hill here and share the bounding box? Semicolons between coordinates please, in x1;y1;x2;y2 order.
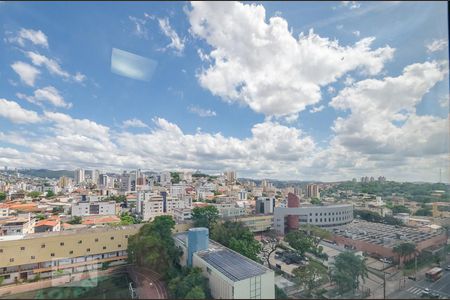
18;169;74;179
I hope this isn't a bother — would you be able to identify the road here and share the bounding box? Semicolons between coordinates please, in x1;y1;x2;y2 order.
388;269;450;299
127;265;167;299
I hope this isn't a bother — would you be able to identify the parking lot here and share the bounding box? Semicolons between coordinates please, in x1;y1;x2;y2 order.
268;248;309;276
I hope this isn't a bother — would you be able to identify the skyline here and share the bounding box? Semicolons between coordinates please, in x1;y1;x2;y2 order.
0;1;449;183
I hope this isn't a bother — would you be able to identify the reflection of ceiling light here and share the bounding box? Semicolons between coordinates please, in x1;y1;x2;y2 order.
110;48;157;82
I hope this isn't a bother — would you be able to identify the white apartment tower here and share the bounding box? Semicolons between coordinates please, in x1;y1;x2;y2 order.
74;169;85;184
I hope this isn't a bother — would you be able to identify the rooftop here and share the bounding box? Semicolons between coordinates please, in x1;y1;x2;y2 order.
331;220;444;247
174;232;270;282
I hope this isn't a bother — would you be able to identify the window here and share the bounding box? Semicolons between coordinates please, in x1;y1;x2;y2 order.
103;246;107;250
60;242;64;246
50;253;55;257
110;237;114;240
320;218;322;222
31;256;35;260
41;244;45;248
125;235;129;238
315;212;318;216
315;218;318;222
309;213;312;216
87;248;91;252
78;240;82;244
95;238;99;242
69;251;73;255
20;247;25;250
0;249;2;253
118;244;122;248
320;213;322;216
9;258;14;262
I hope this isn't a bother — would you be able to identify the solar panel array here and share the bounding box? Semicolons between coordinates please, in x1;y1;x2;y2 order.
199;249;267;282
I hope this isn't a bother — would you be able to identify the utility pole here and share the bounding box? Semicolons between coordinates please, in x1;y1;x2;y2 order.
383;272;386;299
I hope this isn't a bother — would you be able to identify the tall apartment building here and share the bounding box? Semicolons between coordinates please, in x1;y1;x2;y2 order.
255;197;275;214
306;184;320;199
71;202;117;217
224;170;236;183
0;225;139;286
74;169;85;185
58;176;71;189
136;191;189;221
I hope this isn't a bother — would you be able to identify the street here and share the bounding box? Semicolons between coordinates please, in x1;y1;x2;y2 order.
388;269;450;299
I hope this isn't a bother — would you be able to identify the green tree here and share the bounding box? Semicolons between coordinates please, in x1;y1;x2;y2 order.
0;192;6;201
191;206;219;230
310;198;322;205
331;252;368;295
127;216;182;278
261;230;281;268
28;191;41;198
293;260;328;296
36;213;46;220
168;267;210;299
414;208;432;216
52;206;64;214
211;221;261;261
185;286;206;299
354;210;383;223
284;230;314;257
383;215;404;226
171;172;180;184
45;190;55;198
120;212;138;225
67;216;82;224
300;225;332;249
391;205;411;214
393;242;416;266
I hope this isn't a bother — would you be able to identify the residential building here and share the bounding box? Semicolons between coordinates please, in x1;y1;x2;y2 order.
0;215;35;236
255;197;275;214
235;215;274;232
432;202;450;218
173;208;192;223
238;190;248;201
0;204;9;218
34;217;61;233
136;191;188;221
306;184;320;199
224;170;237;183
71;201;117;217
174;228;275;299
74;169;85;185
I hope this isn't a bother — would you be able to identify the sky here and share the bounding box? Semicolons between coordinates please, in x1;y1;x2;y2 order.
0;1;449;182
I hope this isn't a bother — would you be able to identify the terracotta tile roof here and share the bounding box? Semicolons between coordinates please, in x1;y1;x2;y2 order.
82;215;120;225
35;219;59;227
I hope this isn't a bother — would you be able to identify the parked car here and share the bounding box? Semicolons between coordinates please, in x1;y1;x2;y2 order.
445;265;450;271
408;276;416;281
429;292;439;299
421;288;430;296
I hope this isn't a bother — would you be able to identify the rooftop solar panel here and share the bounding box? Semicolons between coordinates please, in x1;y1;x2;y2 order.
198;249;267;282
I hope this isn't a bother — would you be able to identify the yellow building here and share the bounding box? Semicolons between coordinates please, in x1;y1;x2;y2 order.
0;225;140;285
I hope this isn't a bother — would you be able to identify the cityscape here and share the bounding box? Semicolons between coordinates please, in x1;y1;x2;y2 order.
0;1;449;300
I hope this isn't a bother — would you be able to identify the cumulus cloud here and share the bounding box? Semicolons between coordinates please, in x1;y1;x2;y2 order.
188;1;394;118
158;17;185;55
129;16;149;39
426;39;448;53
16;86;72;108
6;28;49;48
0;98;41;123
330;60;449;158
352;30;360;37
11;61;40;86
25;51;86;83
188;105;217;117
122;118;149;128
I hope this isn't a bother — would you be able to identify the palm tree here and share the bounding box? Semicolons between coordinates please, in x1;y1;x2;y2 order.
393;242;416;267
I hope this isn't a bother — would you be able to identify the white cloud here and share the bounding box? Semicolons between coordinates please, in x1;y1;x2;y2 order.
336;24;344;30
0;98;41;123
438;94;448;108
352;30;360;37
426;39;448;54
17;86;72;109
330;60;449;158
158;18;185;55
11;61;40;86
188;105;217;117
188;1;394;118
25;51;86;83
122;118;149;128
309;105;325;113
7;28;49;48
344;75;355;86
341;1;361;10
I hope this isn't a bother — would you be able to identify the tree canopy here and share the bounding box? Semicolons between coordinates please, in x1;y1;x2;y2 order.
391;205;411;214
168;267;210;299
28;191;41;198
284;230;314;257
120;212;139;225
293;260;328;296
127;215;182;278
45;190;55;198
0;192;5;201
331;252;368;294
67;216;82;225
211;220;261;261
393;242;416;264
191;206;219;230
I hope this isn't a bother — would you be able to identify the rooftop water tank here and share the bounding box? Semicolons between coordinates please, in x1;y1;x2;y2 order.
187;227;209;266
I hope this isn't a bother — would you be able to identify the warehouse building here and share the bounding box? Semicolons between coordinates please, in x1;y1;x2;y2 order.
174;228;275;299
